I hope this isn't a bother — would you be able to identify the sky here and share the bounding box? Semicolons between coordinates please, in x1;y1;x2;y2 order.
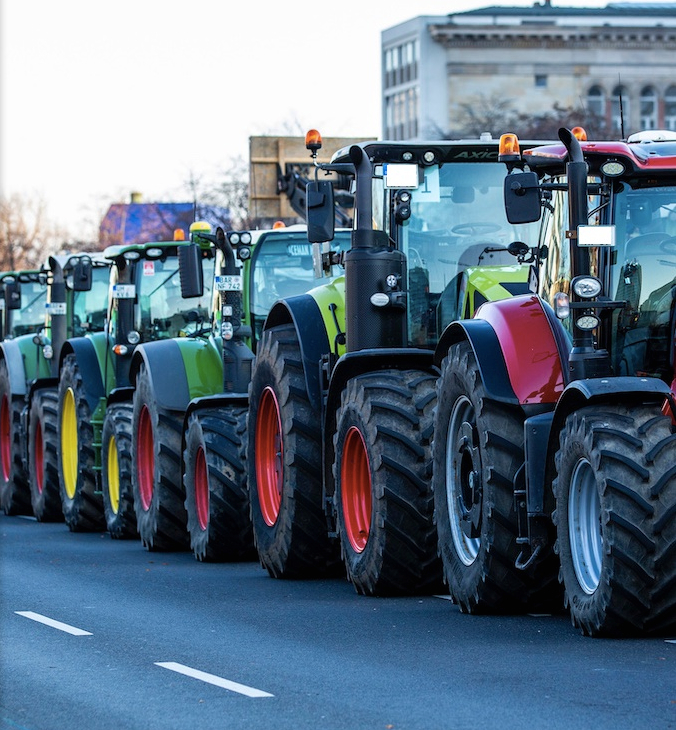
2;0;610;239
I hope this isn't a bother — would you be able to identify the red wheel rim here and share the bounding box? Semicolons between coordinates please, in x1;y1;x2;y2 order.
341;426;372;553
0;396;10;482
255;387;283;526
194;445;209;531
34;419;44;494
137;405;154;511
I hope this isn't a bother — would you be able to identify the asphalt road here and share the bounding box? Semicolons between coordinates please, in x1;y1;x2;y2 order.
1;514;674;730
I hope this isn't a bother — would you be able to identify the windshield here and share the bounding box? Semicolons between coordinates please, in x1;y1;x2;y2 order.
609;184;676;380
393;162;543;346
10;280;47;337
137;255;213;340
72;264;110;336
249;230;351;345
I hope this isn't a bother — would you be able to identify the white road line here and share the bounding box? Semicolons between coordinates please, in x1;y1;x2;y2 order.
666;639;676;644
15;611;92;636
16;515;37;521
155;662;273;698
434;594;453;601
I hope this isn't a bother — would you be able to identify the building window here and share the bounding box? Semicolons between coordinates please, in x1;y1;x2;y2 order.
587;85;605;119
611;85;630;134
665;86;676;131
535;74;547;88
640;86;658;129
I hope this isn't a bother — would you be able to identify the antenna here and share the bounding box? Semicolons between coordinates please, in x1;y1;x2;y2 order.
618;75;625;140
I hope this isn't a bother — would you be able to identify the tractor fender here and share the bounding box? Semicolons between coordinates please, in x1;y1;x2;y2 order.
550;375;674;448
129;339;194;413
436;294;568;406
264;294;332;410
0;339;30;395
59;336;107;413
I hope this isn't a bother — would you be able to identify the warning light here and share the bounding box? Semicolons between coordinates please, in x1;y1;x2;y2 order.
305;129;322;154
572;126;588;141
273;220;286;229
173;228;185;241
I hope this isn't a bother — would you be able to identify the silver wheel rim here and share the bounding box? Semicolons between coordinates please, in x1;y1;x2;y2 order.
568;458;602;595
446;395;480;567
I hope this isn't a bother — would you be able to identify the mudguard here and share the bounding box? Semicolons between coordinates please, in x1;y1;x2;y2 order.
0;339;32;395
130;337;220;413
436;294;567;406
59;335;109;413
264;278;346;410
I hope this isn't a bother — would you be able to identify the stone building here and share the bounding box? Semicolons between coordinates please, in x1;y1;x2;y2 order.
382;2;676;140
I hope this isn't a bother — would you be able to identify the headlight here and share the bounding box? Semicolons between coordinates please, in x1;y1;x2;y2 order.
554;291;570;319
576;315;600;331
572;277;602;299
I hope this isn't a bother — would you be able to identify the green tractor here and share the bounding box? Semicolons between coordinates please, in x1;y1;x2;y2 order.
127;224;350;554
245;131;545;593
56;230;214;535
0;254;107;518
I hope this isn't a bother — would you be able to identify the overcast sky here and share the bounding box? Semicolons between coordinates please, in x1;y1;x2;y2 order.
2;0;609;238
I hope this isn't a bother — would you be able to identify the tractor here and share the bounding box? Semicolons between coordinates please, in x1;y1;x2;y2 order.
245;131;546;594
0;254;107;518
127;224;350;554
431;127;676;636
56;230;214;535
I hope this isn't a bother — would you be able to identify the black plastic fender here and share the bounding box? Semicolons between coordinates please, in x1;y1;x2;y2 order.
0;340;29;396
264;294;331;411
435;319;518;404
59;338;106;414
129;340;191;413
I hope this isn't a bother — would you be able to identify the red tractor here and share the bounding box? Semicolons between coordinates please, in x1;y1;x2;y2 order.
432;127;676;636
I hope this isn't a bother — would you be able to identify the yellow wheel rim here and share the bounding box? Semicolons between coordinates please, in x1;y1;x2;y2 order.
107;434;120;515
61;387;78;499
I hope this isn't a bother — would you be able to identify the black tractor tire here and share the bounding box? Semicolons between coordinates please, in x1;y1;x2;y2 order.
57;354;105;531
131;363;188;551
554;404;676;637
0;359;31;515
184;407;255;562
28;390;63;522
433;340;560;614
247;323;340;578
101;403;138;539
333;369;443;596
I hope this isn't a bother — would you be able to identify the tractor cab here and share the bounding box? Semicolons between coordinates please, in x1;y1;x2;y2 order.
305;130;548;351
502;127;676;387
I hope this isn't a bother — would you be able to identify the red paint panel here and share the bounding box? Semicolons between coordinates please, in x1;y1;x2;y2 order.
476;295;565;405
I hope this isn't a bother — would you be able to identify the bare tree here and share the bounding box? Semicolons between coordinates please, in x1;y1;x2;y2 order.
186;155;254;230
0;193;67;271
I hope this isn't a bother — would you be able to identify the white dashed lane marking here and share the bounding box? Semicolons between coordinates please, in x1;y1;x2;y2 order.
155;662;274;698
15;611;93;636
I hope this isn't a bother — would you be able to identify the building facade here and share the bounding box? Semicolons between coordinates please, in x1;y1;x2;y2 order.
382;2;676;140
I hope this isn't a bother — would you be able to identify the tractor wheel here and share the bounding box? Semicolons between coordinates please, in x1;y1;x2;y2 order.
57;354;104;531
0;359;31;515
333;370;443;596
28;390;63;522
247;323;339;578
132;363;188;551
554;404;676;637
101;403;137;539
184;407;254;562
433;340;559;613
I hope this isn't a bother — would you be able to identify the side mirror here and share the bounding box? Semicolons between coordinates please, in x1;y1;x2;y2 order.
71;258;93;291
504;171;542;224
178;244;204;298
306;180;335;243
4;281;21;310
